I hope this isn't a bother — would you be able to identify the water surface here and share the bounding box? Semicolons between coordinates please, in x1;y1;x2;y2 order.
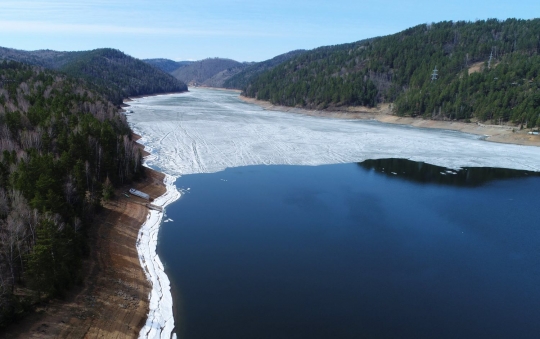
159;160;540;339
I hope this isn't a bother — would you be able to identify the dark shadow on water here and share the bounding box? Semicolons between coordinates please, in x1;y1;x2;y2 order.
358;158;539;186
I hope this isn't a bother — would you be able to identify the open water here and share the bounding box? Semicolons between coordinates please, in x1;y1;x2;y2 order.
158;160;540;339
127;89;540;338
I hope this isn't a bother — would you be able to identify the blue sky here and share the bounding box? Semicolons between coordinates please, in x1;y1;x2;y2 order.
1;0;539;62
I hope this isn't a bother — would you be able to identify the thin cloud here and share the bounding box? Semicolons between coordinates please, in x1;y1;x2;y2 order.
0;20;283;37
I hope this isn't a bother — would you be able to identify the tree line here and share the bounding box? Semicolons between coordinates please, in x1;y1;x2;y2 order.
244;18;540;127
0;61;144;326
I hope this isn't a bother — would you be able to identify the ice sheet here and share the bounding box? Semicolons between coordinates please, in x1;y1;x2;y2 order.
132;88;540;339
129;89;540;177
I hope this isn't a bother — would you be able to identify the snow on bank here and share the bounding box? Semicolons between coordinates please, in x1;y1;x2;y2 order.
135;136;181;339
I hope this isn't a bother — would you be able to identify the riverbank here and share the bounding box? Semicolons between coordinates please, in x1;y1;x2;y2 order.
3;141;168;338
191;86;242;93
239;96;540;147
122;90;190;105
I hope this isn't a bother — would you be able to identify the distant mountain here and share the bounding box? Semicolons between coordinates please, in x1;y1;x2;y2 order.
143;58;193;73
0;47;187;104
170;58;250;87
243;18;540;127
223;50;306;89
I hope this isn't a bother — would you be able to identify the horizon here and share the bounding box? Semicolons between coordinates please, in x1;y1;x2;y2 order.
1;1;540;62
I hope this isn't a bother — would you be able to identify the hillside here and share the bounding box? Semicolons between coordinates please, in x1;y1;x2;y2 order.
143;58;193;73
0;61;144;326
0;47;84;69
171;58;248;86
223;49;306;89
0;47;188;104
244;19;540;127
60;49;188;104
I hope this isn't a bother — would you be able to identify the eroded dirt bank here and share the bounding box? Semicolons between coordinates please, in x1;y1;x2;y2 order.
4;158;166;339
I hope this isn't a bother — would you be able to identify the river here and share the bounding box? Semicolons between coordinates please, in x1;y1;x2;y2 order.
128;88;540;339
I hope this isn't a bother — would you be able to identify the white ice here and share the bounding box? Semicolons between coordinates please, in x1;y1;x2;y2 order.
135;146;180;339
131;88;540;339
129;88;540;177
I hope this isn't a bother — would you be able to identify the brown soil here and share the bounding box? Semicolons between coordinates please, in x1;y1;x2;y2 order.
240;96;540;147
2;167;166;338
132;134;150;157
468;61;485;74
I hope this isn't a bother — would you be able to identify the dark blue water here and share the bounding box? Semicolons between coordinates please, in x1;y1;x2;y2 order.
158;160;540;339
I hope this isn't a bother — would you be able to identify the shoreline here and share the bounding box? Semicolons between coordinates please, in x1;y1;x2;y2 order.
132;134;181;339
124;96;185;338
189;85;242;93
239;96;540;147
3;165;169;338
123;90;189;104
2;117;177;338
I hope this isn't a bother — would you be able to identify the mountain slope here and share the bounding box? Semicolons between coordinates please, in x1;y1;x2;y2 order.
0;60;143;326
0;47;188;104
170;58;248;86
142;58;193;73
0;47;83;69
244;18;540;127
223;49;306;89
60;49;187;104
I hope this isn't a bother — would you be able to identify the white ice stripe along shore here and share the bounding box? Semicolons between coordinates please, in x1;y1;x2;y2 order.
135;138;181;339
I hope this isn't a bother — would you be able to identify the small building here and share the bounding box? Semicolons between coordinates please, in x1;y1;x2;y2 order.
129;188;150;200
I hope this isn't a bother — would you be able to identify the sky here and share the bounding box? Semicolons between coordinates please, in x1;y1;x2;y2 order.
1;0;539;62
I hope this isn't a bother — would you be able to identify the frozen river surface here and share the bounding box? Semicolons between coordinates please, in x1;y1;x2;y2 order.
128;88;540;175
128;88;540;338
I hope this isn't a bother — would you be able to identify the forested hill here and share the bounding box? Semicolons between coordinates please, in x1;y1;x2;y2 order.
0;61;144;326
244;19;540;127
223;49;306;89
0;47;188;105
142;58;193;73
171;58;249;87
0;47;84;69
60;49;187;104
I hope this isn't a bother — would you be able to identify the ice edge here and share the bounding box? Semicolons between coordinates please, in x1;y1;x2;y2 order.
136;135;181;339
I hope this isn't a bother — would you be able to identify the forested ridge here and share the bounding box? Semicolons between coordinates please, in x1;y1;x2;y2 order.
142;58;193;73
61;49;188;104
223;49;306;89
170;58;249;87
0;61;144;326
244;18;540;127
0;47;188;105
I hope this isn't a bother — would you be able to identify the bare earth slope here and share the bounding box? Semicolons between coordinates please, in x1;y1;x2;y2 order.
2;166;166;339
